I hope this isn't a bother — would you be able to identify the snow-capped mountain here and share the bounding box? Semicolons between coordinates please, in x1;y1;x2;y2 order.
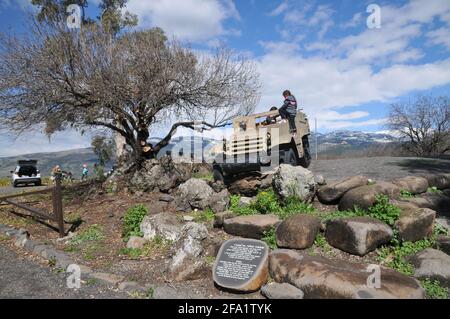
310;130;397;147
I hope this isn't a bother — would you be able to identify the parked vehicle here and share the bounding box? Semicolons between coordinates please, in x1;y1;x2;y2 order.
212;110;311;183
11;160;42;187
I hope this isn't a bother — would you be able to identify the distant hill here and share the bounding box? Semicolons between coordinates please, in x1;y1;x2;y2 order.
0;148;107;178
0;130;404;177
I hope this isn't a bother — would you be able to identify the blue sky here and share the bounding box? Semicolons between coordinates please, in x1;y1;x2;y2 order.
1;0;450;156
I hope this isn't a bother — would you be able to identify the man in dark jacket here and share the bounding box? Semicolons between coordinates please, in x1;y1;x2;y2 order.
279;90;298;136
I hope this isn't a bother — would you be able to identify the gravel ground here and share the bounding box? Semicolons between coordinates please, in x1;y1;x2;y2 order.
0;243;129;299
0;184;49;196
309;156;450;181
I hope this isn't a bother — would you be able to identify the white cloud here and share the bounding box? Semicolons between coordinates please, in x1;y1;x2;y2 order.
341;12;362;29
125;0;240;42
269;1;288;17
426;27;450;51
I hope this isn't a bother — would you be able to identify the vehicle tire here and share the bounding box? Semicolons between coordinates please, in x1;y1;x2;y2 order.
298;137;311;168
12;182;18;188
35;180;42;186
284;147;299;166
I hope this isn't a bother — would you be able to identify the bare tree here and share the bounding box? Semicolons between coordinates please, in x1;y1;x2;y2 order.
387;96;450;156
0;21;260;167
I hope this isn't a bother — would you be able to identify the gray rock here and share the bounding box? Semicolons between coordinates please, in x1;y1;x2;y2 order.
208;189;230;213
140;213;182;242
213;211;235;228
408;248;450;288
223;214;281;239
14;234;29;248
183;215;195;222
118;281;147;292
394;208;435;242
393;176;429;195
317;175;368;204
423;173;450;190
269;249;424;299
403;193;450;213
88;272;125;286
275;214;320;249
436;236;450;256
272;164;316;202
177;178;215;210
314;175;326;186
339;181;401;211
228;176;264;197
126;236;146;249
168;222;209;281
325;217;393;256
159;194;175;202
261;282;304;299
238;196;254;207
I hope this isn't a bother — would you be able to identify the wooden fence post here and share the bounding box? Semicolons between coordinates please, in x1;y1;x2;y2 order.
53;174;64;237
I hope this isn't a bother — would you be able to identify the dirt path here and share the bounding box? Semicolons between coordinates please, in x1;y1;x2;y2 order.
310;156;450;181
0;243;129;299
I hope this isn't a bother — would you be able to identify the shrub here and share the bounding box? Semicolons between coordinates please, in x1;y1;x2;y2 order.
122;204;149;241
262;226;277;250
421;279;449;299
253;190;280;214
69;224;104;246
229;194;258;216
400;189;414;199
193;208;215;222
368;195;401;226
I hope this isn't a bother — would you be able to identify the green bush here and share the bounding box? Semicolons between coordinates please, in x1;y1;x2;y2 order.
377;238;434;275
368;195;401;226
122;204;149;241
252;190;281;214
69;224;104;246
229;194;258;216
433;223;449;236
427;186;441;194
421;279;449;299
262;226;277;250
320;207;365;223
400;190;414;199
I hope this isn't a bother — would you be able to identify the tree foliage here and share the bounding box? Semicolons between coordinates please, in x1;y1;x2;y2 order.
91;135;114;165
0;6;260;167
387;96;450;156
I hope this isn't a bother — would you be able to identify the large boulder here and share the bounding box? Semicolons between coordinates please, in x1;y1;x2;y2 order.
130;157;191;192
275;214;320;249
176;178;215;210
208;189;230;213
272;164;316;202
423;173;450;190
325;217;393;256
393;176;429;195
317;175;368;204
407;248;450;288
140;213;183;241
436;236;450;256
339;181;400;211
269;249;424;299
394;208;436;242
168;222;209;281
223;215;280;239
402;193;450;213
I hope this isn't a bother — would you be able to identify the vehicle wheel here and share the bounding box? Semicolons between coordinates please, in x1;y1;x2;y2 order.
298;137;311;168
284;147;299;166
12;182;17;188
35;181;42;186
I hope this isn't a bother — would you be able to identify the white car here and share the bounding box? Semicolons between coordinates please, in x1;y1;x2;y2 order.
11;160;42;187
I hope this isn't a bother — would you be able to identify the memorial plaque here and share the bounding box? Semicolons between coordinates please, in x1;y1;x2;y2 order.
213;238;269;292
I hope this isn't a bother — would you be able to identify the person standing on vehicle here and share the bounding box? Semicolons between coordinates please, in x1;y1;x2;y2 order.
81;164;89;181
279;90;298;136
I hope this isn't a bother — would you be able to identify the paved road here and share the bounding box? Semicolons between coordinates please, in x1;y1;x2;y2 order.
310;156;450;181
0;244;128;299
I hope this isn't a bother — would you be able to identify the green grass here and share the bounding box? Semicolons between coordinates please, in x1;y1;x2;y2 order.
193;208;215;223
230;189;315;220
122;204;149;241
421;279;449;299
427;186;441;194
262;226;277;250
400;189;414;199
314;233;333;255
367;195;401;226
376;238;435;275
68;224;104;246
118;235;172;259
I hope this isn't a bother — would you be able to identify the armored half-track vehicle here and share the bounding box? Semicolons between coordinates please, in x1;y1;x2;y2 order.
212;109;311;183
